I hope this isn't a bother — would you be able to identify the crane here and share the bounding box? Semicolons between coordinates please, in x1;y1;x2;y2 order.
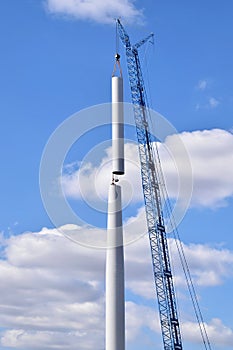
116;19;183;350
116;18;213;350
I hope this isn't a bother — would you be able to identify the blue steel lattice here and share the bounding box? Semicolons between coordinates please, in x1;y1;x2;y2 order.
116;19;183;350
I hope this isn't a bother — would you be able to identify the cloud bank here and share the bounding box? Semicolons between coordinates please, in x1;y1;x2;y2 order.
0;219;233;348
45;0;143;24
62;128;233;209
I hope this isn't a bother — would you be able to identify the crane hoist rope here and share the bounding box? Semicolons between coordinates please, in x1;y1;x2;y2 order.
116;18;212;350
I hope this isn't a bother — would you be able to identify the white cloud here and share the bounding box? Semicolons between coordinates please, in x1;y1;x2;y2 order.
0;223;233;348
182;318;233;347
1;329;101;350
195;79;221;109
208;96;220;108
61;142;143;207
62;128;233;209
0;226;154;348
168;239;233;288
197;79;208;90
176;129;233;207
125;301;160;342
125;231;233;301
0;229;105;349
45;0;143;24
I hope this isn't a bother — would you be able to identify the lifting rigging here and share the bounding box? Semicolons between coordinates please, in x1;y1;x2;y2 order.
116;19;212;350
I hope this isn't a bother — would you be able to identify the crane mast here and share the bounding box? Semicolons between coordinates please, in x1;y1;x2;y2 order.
116;19;183;350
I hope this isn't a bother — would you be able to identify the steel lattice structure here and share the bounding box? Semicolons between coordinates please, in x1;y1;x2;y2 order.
117;19;183;350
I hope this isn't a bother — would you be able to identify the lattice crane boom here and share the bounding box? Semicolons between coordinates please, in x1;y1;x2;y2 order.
116;19;183;350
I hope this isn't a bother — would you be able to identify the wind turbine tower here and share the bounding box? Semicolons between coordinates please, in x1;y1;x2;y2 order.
105;53;125;350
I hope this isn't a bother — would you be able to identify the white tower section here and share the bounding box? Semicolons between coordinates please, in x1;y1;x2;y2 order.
105;183;125;350
112;75;124;175
105;55;125;350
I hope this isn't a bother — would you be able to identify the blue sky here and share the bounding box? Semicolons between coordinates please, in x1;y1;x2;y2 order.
0;0;233;349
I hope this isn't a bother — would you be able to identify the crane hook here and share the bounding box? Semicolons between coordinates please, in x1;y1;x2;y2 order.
112;52;122;77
